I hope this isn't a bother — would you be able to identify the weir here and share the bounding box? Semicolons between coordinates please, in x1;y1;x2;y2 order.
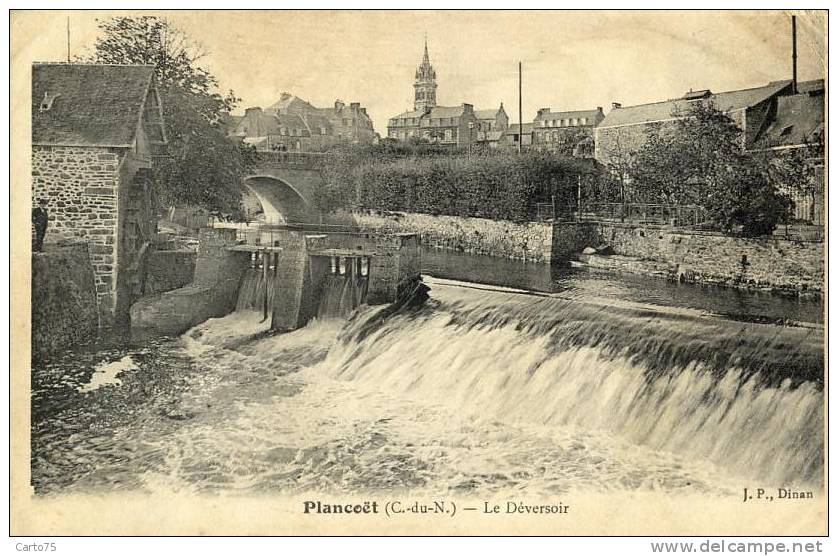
130;226;420;339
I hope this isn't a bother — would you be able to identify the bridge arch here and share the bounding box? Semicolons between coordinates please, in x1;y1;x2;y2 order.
243;175;313;224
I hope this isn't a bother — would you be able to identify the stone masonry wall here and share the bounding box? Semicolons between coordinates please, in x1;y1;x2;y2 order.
144;250;197;295
32;145;123;319
595;223;824;295
31;242;99;361
348;210;554;263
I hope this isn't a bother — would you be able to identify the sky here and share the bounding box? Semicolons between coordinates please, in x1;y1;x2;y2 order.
13;10;826;134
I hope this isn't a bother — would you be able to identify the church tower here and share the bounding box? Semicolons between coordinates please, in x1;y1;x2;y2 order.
413;38;437;112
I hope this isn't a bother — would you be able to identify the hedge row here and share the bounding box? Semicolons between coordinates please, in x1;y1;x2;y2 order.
316;145;605;222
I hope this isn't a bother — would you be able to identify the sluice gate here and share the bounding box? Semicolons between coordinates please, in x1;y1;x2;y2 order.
228;228;421;332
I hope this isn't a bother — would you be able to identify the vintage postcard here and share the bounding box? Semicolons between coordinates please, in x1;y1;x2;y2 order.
10;9;827;537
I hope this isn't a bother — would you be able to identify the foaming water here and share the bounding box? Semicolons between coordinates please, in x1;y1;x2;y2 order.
31;274;823;497
325;281;823;486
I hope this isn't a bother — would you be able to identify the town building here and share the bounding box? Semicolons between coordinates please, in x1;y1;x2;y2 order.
594;78;825;224
531;107;605;156
228;93;375;151
387;39;507;147
594;79;822;167
504;123;534;148
32;63;167;324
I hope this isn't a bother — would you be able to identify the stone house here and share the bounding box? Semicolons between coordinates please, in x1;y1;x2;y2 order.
504;123;534;148
532;106;605;156
387;103;483;146
593;79;819;167
475;105;510;136
227;94;375;151
32;63;166;325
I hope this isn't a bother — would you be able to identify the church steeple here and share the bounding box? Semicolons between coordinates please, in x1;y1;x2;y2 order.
413;36;437;112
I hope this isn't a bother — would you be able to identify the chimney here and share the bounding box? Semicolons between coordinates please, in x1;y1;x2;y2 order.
245;107;263;117
334;99;345;112
537;107;550;116
350;102;360;112
360;107;367;115
596;106;603;113
462;103;473;112
612;102;622;109
792;15;798;94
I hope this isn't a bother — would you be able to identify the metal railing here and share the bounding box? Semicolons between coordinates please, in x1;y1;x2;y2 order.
253;151;326;169
541;202;711;228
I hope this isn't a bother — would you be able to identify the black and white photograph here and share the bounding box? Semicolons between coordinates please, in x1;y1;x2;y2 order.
9;8;828;539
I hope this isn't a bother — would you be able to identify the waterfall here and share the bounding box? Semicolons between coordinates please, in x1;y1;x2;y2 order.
321;278;824;486
236;267;277;314
316;259;368;319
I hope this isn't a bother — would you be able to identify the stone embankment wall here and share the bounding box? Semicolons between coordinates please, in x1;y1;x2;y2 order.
337;210;822;295
345;210;555;263
144;250;197;295
593;223;824;295
31;242;99;361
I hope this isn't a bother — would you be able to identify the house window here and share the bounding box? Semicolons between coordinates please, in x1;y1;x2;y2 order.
445;129;452;142
541;121;547;127
281;127;287;136
390;130;397;137
581;118;588;125
572;118;578;126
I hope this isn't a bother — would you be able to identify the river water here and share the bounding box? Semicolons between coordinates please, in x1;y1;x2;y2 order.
31;250;824;497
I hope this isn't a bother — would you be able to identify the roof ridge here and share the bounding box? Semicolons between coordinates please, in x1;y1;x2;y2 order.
614;81;789;111
33;62;156;68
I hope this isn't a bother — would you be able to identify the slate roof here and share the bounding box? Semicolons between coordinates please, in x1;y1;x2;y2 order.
390;105;471;122
535;108;604;124
266;94;317;115
752;93;825;149
231;111;312;138
474;108;501;120
505;123;534;135
597;81;792;129
32;63;155;146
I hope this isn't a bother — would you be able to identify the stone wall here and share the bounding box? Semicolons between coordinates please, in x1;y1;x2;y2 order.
594;223;824;295
32;145;123;321
144;250;197;295
594;108;748;167
31;242;99;361
130;229;249;341
348;210;555;263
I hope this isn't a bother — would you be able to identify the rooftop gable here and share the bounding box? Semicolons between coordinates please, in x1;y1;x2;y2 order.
752;93;825;149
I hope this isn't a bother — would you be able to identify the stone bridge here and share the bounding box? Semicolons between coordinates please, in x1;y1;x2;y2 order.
243;152;326;223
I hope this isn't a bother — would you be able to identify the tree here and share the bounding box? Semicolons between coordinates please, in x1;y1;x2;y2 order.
628;102;792;236
762;145;822;223
82;16;250;217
